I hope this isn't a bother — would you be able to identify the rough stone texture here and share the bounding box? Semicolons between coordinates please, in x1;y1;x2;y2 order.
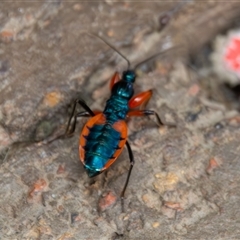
1;1;240;240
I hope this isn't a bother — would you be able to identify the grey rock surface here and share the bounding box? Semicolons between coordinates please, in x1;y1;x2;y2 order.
1;1;240;240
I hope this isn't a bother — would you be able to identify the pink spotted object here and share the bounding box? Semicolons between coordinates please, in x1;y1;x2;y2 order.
224;37;240;76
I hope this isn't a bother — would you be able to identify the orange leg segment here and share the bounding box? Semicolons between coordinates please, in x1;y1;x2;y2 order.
129;90;152;109
110;72;121;89
127;110;164;126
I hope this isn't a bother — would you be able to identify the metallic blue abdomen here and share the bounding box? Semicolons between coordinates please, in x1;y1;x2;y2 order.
84;123;121;177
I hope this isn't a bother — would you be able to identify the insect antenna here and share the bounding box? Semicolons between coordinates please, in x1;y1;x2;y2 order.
86;32;131;70
134;46;181;71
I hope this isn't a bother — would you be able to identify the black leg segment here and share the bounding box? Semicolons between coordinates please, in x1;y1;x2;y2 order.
121;140;134;210
139;110;164;126
143;110;164;126
65;98;95;136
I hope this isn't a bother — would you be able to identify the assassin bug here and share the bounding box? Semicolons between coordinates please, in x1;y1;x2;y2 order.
64;34;170;204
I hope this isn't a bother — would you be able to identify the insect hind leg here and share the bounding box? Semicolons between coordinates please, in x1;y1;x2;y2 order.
121;140;134;212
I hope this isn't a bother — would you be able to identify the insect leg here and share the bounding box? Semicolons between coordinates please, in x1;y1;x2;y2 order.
110;72;121;89
121;140;134;211
65;111;92;136
129;90;152;110
127;109;165;126
65;98;95;136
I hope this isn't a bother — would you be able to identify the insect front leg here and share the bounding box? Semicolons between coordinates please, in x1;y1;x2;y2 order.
129;89;153;110
127;109;164;126
109;72;121;89
128;90;175;127
128;90;165;126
